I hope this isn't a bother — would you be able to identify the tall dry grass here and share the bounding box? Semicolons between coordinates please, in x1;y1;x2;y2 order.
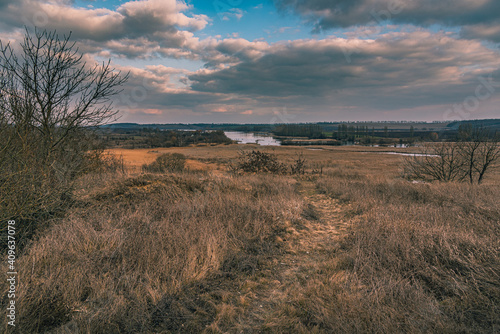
274;169;500;333
2;144;498;333
0;171;303;333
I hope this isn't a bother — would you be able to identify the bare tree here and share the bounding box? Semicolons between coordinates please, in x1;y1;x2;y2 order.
403;142;467;182
403;126;500;184
0;28;128;160
457;124;500;184
472;135;500;184
0;28;128;235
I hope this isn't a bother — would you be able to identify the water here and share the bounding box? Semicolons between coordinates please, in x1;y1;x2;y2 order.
376;152;439;157
223;132;422;151
370;144;409;148
224;131;281;146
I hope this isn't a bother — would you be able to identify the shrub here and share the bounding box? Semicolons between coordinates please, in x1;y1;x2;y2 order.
142;153;186;173
82;150;125;174
290;153;307;175
231;150;288;175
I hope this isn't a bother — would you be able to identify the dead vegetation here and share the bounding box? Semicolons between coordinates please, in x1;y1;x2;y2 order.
0;171;303;333
275;170;500;333
142;153;187;173
0;28;127;246
1;144;499;333
230;150;308;175
404;126;500;184
230;150;288;175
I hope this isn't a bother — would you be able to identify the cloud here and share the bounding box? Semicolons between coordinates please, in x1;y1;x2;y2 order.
2;0;499;122
461;24;500;43
76;25;500;121
188;31;500;110
213;38;269;61
119;0;208;32
111;63;256;117
220;8;245;21
80;26;500;122
0;0;209;59
274;0;500;42
0;0;12;8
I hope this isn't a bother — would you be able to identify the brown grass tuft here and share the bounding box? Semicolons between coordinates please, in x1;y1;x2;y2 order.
274;170;500;333
0;171;303;333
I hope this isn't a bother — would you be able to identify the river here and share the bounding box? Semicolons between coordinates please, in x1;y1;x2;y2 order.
224;131;281;146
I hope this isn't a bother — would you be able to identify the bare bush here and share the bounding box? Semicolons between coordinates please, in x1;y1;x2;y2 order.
142;153;186;173
0;28;127;239
231;150;288;175
459;125;500;184
82;149;125;174
403;142;466;182
403;127;499;184
0;28;128;153
290;153;307;175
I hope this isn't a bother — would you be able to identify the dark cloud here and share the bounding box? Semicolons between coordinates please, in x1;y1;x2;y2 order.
461;24;500;43
0;0;12;8
274;0;500;42
111;64;253;118
189;32;500;110
1;1;499;122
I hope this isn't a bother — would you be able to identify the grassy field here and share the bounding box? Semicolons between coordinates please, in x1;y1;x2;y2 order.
106;144;426;174
1;144;499;333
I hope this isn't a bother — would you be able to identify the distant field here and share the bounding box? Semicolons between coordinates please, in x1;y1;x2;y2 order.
108;143;500;182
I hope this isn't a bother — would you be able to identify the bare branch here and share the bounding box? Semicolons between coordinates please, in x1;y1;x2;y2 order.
404;126;500;184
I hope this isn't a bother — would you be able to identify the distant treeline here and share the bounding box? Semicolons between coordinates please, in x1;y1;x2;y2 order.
99;119;500;146
101;128;233;148
274;124;326;138
271;123;498;144
103;119;500;132
273;123;423;142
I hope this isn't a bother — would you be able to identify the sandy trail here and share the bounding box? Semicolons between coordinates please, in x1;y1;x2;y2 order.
232;179;349;332
149;177;350;333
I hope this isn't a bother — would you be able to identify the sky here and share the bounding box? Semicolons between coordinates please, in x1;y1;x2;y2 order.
0;0;500;123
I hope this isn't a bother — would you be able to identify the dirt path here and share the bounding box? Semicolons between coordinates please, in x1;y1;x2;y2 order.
233;179;350;332
149;178;350;333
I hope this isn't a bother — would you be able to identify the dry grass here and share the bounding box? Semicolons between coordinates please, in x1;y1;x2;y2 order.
0;170;303;333
273;169;500;333
2;144;499;333
105;143;427;177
